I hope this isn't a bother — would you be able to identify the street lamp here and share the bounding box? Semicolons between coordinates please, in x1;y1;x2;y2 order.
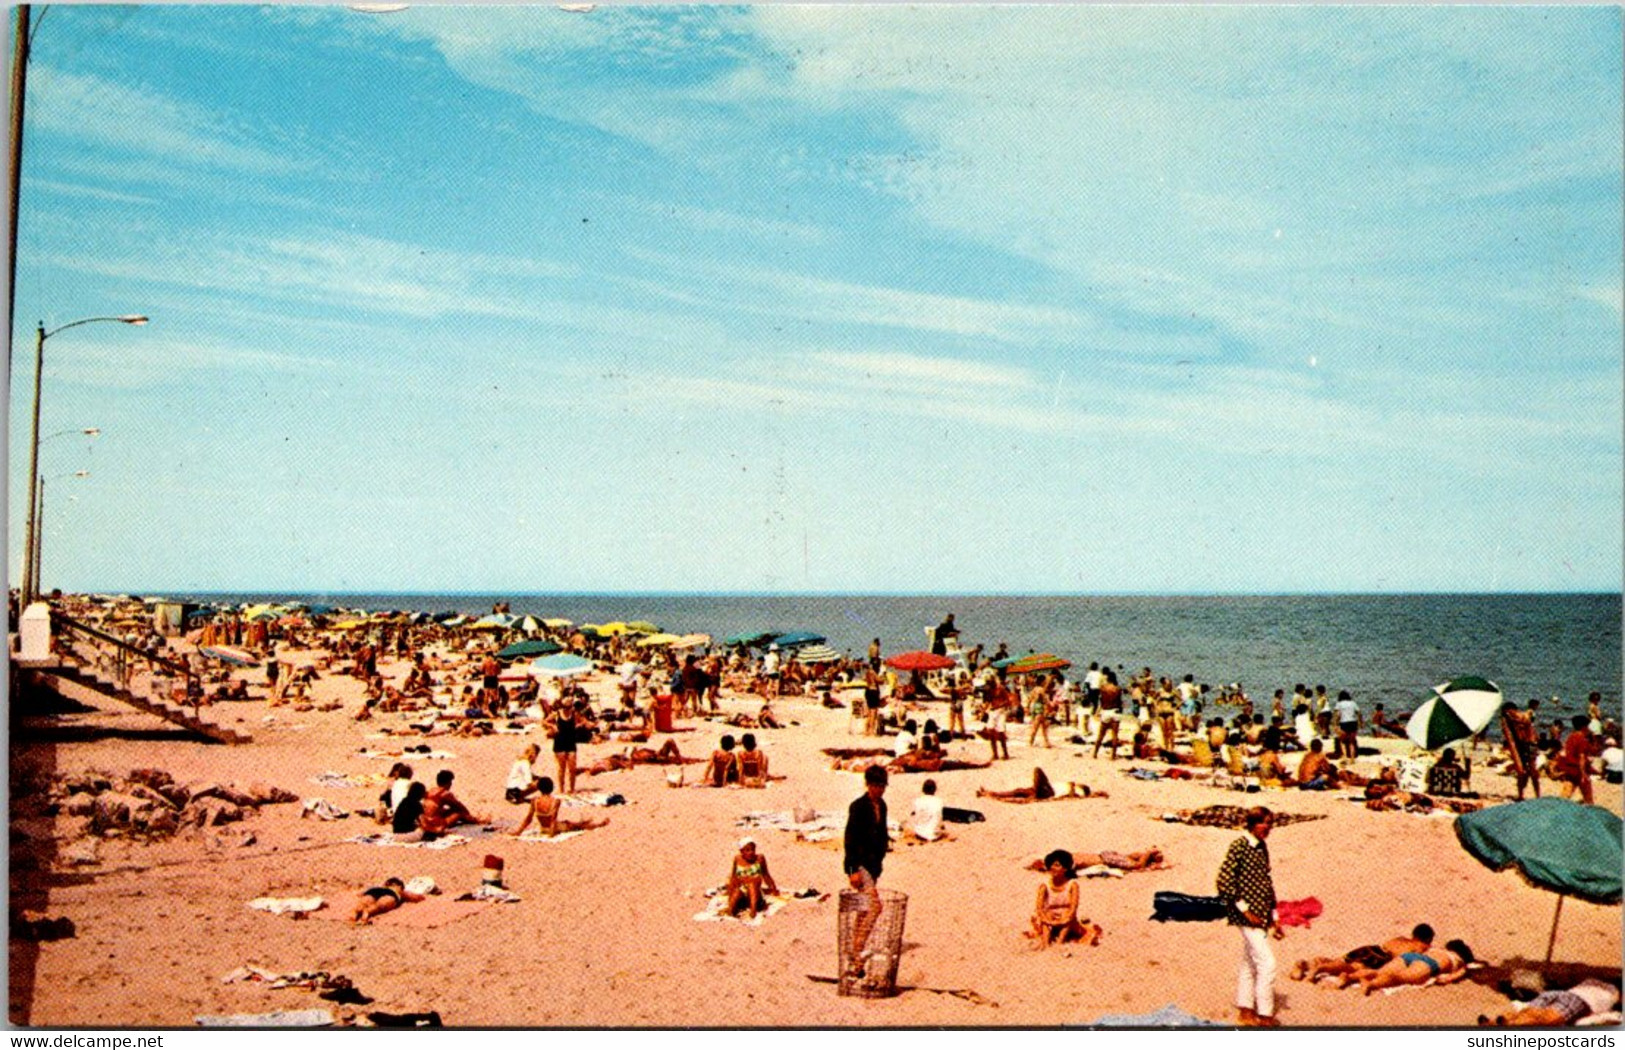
20;315;146;607
31;429;98;595
32;469;88;597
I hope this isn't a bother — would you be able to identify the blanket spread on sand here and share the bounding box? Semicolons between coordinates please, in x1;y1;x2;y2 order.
348;832;472;850
556;791;626;807
311;771;384;789
1161;805;1325;830
307;897;494;928
247;897;325;915
1089;1003;1219;1027
693;889;791;927
196;1009;334;1028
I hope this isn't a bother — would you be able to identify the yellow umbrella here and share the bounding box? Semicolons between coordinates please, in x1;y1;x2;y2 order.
598;622;630;636
671;633;712;650
638;633;681;647
332;618;370;630
542;617;574;628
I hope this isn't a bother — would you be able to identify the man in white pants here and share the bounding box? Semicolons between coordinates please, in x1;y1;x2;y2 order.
1215;806;1285;1026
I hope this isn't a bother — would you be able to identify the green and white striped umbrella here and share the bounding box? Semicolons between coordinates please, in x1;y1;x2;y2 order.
1406;676;1505;751
794;644;844;664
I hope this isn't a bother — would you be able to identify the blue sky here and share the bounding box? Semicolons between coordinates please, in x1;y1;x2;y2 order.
8;4;1621;594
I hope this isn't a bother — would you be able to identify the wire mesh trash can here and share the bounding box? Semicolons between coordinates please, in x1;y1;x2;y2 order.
837;888;908;998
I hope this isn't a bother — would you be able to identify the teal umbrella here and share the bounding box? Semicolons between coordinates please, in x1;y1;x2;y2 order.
498;639;562;660
1455;798;1623;962
1406;676;1504;751
770;631;826;650
724;630;781;648
529;653;595;679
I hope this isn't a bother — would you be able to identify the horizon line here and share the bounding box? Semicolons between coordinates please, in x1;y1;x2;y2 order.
61;587;1623;600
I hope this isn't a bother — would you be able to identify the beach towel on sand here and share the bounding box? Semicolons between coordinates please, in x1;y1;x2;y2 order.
511;830;586;843
248;897;325;916
196;1009;334;1028
1275;897;1323;928
307;897;493;929
693;892;789;927
348;832;470;850
1088;1003;1218;1027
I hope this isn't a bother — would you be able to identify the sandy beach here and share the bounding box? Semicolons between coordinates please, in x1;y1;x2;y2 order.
9;621;1620;1030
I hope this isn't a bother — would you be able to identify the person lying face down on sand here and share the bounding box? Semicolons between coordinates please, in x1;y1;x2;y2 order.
1024;848;1166;873
1357;939;1476;995
725;837;779;919
1027;850;1101;949
509;776;611;838
1478;979;1621;1027
1289;924;1434;987
350;876;426;925
977;767;1106;803
581;739;687;777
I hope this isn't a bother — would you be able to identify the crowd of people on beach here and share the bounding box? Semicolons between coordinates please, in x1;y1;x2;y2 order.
20;592;1623;1027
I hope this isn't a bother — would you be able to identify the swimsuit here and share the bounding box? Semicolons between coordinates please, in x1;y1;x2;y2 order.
733;858;764;879
362;886;401;903
1401;952;1441;978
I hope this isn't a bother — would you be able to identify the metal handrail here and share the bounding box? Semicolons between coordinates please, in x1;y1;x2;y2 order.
53;612;201;717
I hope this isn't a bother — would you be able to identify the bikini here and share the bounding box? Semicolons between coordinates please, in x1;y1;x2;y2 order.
362;886;401;904
1401;952;1442;978
734;857;764;879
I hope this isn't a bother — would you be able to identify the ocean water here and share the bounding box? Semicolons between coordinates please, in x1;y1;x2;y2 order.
174;592;1620;720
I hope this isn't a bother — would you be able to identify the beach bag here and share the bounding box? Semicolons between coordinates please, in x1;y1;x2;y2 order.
1149;891;1228;923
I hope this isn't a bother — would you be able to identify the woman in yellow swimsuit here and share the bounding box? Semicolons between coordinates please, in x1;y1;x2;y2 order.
725;837;779;918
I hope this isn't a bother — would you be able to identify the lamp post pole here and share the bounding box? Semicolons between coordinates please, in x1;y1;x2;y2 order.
30;431;98;598
21;322;45;607
19;316;145;608
33;470;88;597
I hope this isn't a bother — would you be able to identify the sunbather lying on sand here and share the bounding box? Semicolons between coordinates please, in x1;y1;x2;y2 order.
509;777;611;838
977;768;1106;803
350;877;425;925
581;740;690;776
1290;924;1433;987
1026;850;1102;949
1478;979;1621;1027
1025;848;1166;873
725;837;779;919
1357;939;1475;995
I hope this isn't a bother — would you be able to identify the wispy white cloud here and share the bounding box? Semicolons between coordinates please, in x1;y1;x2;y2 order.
30;67;302;176
48;337;336;389
28;178;159;207
624;248;1084;342
808;350;1035;391
615;196;829;244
